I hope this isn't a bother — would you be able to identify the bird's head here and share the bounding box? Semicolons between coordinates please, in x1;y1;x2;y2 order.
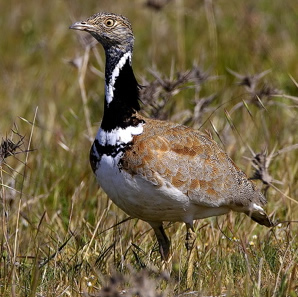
70;12;134;53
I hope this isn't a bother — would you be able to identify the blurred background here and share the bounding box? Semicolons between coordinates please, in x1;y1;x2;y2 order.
0;0;297;296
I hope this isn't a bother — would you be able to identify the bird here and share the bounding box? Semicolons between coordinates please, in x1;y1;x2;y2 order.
70;12;275;260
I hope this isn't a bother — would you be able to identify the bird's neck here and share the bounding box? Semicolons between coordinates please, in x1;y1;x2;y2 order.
101;47;141;132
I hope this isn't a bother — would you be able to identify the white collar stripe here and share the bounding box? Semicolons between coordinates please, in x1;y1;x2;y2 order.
105;51;132;105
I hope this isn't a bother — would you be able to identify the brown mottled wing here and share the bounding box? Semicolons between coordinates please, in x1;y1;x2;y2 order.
121;118;266;208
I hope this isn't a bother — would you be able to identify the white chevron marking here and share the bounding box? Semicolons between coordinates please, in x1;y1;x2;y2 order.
96;122;143;147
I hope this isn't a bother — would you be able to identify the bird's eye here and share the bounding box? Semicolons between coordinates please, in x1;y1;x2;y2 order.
105;19;115;27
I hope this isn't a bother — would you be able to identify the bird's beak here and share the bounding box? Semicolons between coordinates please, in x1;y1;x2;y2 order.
69;21;95;31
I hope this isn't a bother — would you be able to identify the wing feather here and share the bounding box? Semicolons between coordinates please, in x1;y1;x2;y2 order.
121;117;266;208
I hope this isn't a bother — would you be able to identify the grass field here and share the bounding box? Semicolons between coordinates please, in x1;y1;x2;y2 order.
0;0;297;296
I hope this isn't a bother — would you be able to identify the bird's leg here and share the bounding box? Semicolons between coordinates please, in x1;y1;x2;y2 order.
149;222;170;261
185;222;196;288
185;222;196;251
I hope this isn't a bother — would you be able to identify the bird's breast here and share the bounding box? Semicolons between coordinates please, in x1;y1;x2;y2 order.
93;152;192;221
90;123;144;172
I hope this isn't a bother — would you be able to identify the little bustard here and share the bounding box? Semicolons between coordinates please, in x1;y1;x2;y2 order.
70;12;274;260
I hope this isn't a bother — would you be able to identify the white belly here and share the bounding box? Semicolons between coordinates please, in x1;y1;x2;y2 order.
95;154;230;223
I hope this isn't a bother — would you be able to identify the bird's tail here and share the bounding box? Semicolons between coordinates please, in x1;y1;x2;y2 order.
245;203;276;227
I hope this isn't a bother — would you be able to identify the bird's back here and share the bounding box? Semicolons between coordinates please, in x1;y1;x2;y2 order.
121;115;267;213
